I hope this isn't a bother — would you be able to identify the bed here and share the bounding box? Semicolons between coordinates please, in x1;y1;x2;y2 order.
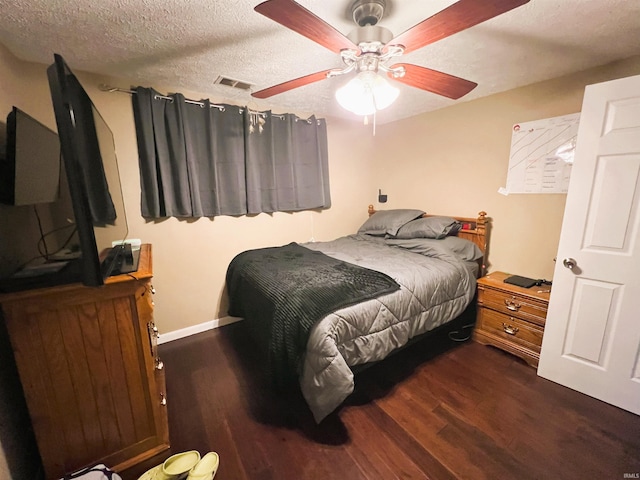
226;206;489;422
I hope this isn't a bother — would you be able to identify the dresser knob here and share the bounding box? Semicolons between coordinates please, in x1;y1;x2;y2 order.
502;322;519;335
504;297;521;311
160;393;167;406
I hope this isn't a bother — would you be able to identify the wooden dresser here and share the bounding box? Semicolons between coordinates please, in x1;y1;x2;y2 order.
0;244;169;479
473;271;551;367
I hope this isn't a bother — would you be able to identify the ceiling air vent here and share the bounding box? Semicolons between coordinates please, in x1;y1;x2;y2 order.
214;75;254;91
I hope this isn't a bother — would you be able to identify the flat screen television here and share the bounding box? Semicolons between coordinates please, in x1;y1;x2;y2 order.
47;53;138;287
0;107;61;206
0;54;138;292
0;107;81;289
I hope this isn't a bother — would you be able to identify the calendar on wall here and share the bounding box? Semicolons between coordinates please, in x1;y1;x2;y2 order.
502;113;581;194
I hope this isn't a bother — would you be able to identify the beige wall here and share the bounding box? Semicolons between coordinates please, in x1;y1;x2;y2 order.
373;55;640;280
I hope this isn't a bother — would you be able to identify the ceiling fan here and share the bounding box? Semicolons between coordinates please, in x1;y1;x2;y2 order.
251;0;530;113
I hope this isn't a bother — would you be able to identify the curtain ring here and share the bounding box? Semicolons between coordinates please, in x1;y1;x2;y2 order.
154;94;173;103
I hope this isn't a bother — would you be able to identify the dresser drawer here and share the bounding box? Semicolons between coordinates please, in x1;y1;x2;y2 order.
478;308;544;352
478;286;547;326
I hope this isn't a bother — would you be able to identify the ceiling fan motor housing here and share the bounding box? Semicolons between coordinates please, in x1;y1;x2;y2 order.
351;0;386;26
347;25;393;48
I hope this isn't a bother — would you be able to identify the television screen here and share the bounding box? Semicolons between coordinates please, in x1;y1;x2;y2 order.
0;109;80;287
47;53;136;286
1;107;61;206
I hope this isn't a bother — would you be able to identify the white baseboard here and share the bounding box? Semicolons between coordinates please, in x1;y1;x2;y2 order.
158;316;242;344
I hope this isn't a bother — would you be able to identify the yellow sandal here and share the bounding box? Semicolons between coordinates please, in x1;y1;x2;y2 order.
187;452;219;480
138;450;201;480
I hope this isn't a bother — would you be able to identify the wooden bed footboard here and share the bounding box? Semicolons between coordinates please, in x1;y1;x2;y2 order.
367;205;490;276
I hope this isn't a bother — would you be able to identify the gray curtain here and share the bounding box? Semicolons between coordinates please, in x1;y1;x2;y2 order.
132;88;246;218
132;87;330;218
244;112;330;214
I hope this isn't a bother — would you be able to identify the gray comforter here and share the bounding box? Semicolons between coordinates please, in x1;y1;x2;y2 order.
301;234;476;422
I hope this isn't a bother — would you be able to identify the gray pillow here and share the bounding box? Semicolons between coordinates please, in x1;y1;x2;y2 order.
385;237;483;262
439;236;484;261
394;216;462;239
357;209;425;236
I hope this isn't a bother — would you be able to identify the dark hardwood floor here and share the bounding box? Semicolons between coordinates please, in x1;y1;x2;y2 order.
127;322;640;480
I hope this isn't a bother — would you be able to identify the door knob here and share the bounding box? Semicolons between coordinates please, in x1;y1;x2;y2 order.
563;258;577;269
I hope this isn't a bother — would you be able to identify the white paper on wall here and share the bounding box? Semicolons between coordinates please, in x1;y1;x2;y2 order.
503;113;581;194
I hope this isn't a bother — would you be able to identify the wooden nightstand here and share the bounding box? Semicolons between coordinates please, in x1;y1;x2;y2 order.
473;271;551;367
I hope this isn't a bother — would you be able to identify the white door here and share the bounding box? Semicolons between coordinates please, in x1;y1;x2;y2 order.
538;74;640;415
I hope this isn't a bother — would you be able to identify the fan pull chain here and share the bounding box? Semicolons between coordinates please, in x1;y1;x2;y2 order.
362;113;376;136
373;110;377;136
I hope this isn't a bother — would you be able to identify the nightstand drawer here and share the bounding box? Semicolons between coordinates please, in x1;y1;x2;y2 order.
478;287;547;326
478;308;544;352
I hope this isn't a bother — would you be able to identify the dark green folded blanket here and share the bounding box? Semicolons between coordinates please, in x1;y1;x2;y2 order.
226;242;400;386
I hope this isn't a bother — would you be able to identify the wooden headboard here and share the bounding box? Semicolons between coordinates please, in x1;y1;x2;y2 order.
367;205;490;276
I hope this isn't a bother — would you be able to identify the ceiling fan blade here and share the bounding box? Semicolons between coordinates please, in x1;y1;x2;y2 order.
389;0;530;54
255;0;357;53
252;69;334;99
389;64;477;100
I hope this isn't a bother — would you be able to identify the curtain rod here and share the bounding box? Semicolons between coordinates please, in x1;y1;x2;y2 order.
98;84;315;122
99;84;228;111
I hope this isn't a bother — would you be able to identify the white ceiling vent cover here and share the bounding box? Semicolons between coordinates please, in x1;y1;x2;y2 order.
214;76;254;91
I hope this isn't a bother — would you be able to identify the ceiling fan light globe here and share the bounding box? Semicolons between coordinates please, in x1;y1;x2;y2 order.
335;72;399;116
335;75;375;115
371;76;399;110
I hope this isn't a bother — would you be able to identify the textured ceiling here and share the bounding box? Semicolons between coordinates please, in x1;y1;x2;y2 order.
0;0;639;124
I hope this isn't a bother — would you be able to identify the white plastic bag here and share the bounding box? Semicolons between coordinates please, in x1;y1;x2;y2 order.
60;464;122;480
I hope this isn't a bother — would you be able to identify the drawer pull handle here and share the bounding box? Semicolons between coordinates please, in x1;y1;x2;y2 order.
160;393;167;406
502;323;519;335
504;297;521;311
